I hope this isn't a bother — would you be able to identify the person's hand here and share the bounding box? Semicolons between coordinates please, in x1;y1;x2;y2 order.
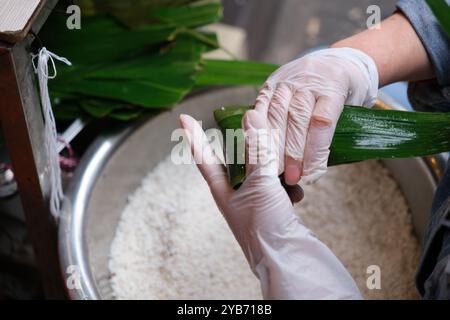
179;111;362;300
256;48;379;185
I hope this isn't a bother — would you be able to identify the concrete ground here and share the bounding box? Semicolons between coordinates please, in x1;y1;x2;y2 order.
223;0;397;63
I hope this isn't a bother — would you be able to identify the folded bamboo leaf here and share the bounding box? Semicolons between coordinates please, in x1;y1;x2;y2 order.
196;59;278;86
215;106;450;188
427;0;450;37
214;107;248;188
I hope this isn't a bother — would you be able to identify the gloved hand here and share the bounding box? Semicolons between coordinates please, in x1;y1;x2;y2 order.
256;47;379;185
179;111;362;300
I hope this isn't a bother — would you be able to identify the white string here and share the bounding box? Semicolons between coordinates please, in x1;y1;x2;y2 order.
31;47;72;218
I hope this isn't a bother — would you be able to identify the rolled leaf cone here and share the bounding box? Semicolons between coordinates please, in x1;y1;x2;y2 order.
214;106;450;189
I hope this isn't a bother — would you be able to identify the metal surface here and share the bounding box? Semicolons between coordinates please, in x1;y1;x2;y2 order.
59;87;447;300
60;125;135;300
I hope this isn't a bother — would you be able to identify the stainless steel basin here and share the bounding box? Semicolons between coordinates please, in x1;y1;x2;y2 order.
58;87;446;299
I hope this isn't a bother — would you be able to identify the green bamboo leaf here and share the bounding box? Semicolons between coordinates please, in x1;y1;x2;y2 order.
180;29;219;51
109;109;144;121
55;79;194;108
215;106;450;188
427;0;450;37
50;34;207;109
74;0;217;28
53;102;87;120
196;60;278;87
151;1;222;28
84;34;207;81
81;100;129;118
39;15;176;68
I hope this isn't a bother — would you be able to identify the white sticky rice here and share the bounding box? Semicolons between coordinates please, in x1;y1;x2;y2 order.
109;158;420;300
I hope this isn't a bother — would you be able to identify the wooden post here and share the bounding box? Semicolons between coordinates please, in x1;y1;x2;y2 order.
0;0;65;299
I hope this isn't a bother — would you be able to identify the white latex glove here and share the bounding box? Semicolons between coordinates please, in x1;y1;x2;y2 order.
179;111;362;300
256;47;379;185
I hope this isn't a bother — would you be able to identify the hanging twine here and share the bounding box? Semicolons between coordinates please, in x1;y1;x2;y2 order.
31;47;72;218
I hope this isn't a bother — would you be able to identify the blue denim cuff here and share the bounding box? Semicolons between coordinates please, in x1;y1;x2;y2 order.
397;0;450;87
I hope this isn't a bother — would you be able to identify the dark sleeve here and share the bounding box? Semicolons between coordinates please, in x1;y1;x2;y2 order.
396;0;450;87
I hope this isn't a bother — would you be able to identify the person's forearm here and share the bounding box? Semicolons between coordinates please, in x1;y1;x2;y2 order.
332;12;435;87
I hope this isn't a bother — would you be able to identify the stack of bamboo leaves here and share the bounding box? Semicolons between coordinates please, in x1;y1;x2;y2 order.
38;0;277;121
